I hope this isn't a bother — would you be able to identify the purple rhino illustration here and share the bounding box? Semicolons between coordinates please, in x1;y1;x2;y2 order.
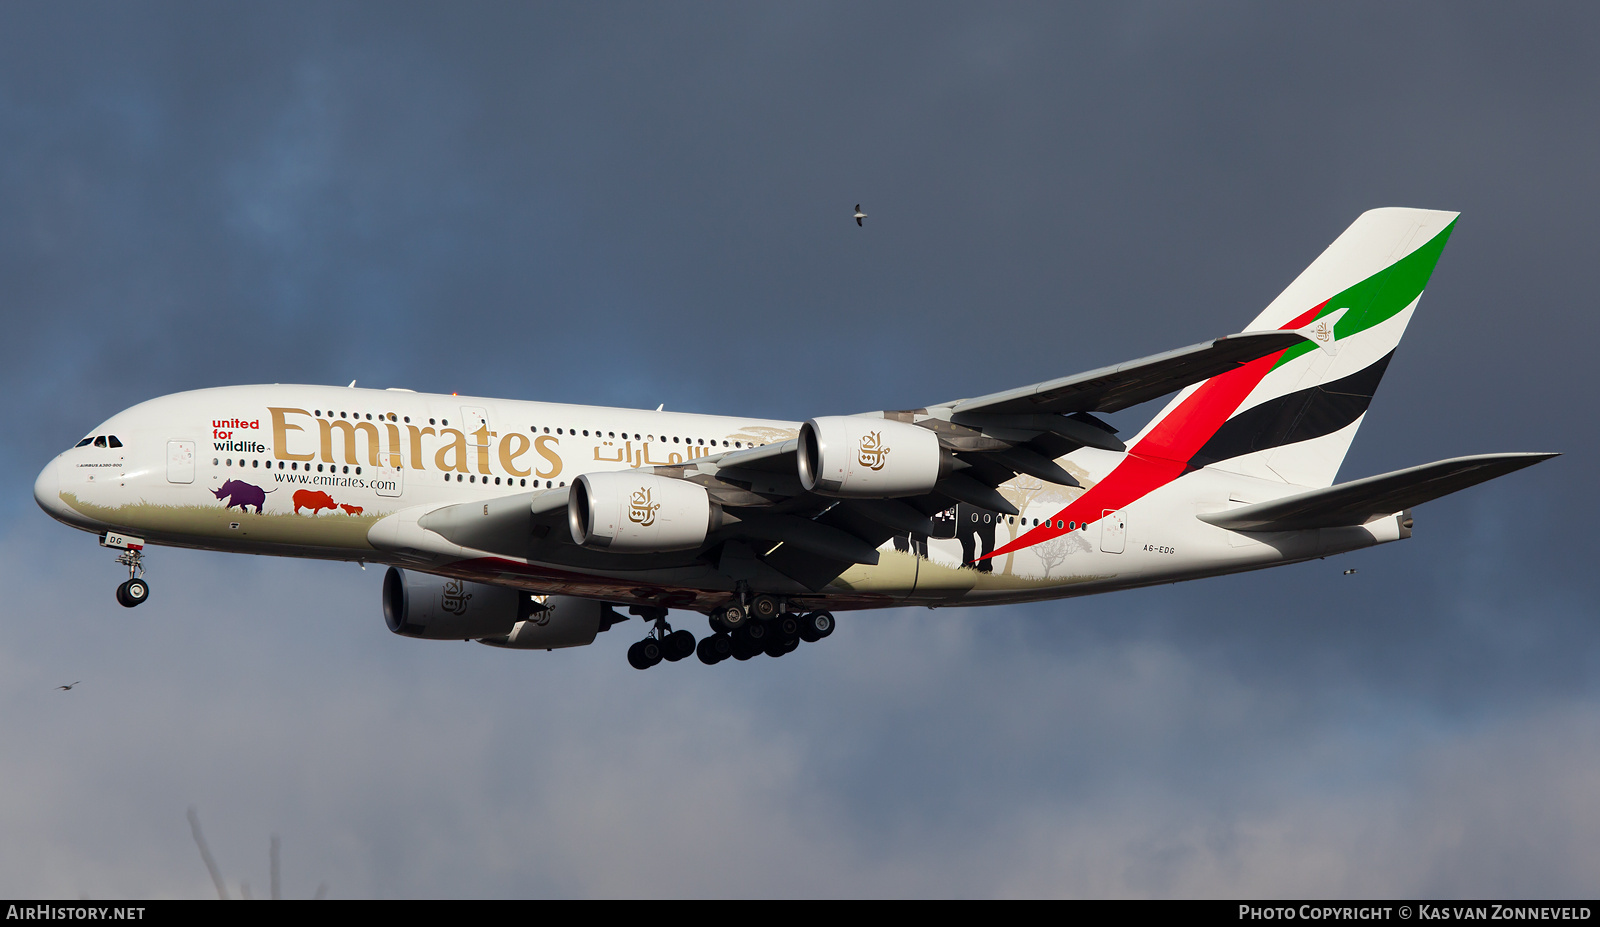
211;479;274;514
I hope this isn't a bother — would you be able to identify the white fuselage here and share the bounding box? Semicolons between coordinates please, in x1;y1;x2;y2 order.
35;384;1405;614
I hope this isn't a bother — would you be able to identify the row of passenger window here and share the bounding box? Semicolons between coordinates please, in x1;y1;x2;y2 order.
536;425;756;448
973;512;1089;531
315;409;410;424
216;458;363;475
442;474;565;489
214;455;567;490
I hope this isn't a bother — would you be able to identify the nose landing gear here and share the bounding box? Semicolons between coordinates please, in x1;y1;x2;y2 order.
103;533;149;609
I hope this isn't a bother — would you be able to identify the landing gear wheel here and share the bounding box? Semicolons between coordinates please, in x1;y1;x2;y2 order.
719;604;747;631
765;635;801;658
799;611;833;642
663;629;696;662
774;613;800;640
737;621;767;647
697;633;733;665
116;578;149;608
751;594;782;622
627;639;663;670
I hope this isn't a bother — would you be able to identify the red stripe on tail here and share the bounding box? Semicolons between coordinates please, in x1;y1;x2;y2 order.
981;301;1328;561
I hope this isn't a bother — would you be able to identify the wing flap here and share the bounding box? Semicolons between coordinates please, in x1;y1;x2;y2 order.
1198;452;1558;532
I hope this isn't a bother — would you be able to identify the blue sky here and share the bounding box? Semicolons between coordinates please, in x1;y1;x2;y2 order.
1;2;1595;897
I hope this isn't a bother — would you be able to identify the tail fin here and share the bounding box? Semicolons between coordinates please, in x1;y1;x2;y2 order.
1129;207;1459;488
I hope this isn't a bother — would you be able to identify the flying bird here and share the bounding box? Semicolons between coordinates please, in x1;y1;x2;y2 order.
853;204;867;226
1343;568;1358;575
57;681;81;690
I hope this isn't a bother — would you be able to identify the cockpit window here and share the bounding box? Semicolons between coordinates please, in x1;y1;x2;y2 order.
107;435;123;448
74;437;93;448
93;436;108;448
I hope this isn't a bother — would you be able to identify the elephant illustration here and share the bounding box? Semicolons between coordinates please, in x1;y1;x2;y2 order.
893;504;998;572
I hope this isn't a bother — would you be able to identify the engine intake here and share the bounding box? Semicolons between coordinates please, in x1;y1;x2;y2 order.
798;416;949;498
382;567;602;649
569;471;722;552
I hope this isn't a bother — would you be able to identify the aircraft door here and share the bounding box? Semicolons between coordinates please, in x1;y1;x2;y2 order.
166;440;195;484
461;406;490;445
372;464;404;498
1099;509;1126;554
373;413;404;498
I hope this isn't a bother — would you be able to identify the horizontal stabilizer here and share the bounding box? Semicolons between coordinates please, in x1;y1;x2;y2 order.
1198;452;1558;532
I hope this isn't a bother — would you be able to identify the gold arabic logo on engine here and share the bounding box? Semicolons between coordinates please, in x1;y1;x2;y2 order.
526;594;552;626
628;487;660;526
441;579;472;616
858;431;890;471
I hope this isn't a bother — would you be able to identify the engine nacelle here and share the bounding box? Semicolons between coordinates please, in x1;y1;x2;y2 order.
569;471;721;552
477;596;608;651
381;567;600;649
798;416;948;498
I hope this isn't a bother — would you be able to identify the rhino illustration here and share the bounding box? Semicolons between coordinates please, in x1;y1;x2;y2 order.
338;504;364;516
212;479;273;513
293;489;339;515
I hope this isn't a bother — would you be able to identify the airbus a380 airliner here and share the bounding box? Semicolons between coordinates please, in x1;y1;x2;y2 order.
35;208;1556;669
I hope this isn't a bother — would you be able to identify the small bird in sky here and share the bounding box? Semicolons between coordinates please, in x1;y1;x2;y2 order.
1343;568;1358;576
853;204;867;226
57;681;81;690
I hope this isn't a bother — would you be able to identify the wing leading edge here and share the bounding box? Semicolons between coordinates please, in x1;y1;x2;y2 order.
946;330;1310;417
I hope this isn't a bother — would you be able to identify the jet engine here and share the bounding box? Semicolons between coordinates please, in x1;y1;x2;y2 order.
798;416;950;498
568;471;723;552
381;567;602;649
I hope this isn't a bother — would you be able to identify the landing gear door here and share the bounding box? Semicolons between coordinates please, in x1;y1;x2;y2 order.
1099;509;1126;554
166;440;195;484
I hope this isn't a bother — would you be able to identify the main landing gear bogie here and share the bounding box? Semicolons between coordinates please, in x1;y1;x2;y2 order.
628;602;837;670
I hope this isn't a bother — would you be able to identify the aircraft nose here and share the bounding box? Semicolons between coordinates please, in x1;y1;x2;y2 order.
34;456;72;524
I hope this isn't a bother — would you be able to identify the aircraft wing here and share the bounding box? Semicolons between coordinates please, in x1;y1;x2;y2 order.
946;330;1309;416
1197;452;1559;532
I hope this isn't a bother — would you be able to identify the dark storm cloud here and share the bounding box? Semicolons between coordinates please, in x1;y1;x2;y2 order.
1;2;1595;897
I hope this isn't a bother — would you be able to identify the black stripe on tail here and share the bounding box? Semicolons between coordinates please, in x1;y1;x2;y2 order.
1187;352;1394;470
